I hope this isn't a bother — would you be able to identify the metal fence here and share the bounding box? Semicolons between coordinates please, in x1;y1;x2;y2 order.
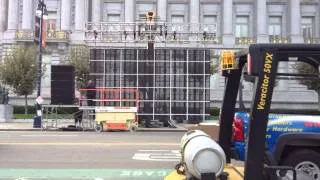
85;22;219;44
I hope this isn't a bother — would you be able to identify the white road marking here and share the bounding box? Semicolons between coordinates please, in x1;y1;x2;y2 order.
133;150;181;162
0;142;179;146
171;150;180;154
20;134;78;137
138;150;172;152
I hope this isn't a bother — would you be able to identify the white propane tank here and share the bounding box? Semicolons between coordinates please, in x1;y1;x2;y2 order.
180;130;226;179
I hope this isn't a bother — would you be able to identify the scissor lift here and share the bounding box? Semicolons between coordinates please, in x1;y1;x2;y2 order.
79;88;140;132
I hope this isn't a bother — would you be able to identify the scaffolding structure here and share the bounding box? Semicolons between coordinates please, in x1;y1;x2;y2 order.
41;104;94;131
79;88;139;108
89;48;211;124
85;20;212;125
84;22;219;44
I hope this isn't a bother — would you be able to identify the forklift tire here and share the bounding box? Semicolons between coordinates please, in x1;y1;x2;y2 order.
282;149;320;180
95;124;103;133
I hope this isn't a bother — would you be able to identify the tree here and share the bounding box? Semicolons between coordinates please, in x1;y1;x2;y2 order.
210;51;219;75
294;62;320;111
66;45;90;88
0;45;37;114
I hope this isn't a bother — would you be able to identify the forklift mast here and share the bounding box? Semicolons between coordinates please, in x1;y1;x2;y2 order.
218;44;320;180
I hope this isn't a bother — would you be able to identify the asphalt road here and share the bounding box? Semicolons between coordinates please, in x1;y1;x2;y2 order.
0;131;185;180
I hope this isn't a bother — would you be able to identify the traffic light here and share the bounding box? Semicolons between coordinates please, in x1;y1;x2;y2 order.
146;11;154;22
34;15;41;43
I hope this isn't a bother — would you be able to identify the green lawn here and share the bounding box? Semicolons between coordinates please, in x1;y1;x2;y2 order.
14;114;34;119
209;116;219;120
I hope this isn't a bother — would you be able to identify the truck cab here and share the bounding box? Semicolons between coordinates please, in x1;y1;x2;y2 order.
232;112;320;179
218;44;320;180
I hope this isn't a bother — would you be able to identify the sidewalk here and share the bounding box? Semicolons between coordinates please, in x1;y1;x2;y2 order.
0;122;40;131
0;120;190;132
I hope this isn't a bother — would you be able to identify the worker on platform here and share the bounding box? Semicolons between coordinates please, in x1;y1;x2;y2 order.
74;88;83;127
86;80;96;120
86;80;96;106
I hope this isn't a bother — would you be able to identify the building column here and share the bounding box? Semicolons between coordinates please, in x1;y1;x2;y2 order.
125;0;135;40
282;0;302;90
222;0;234;46
125;0;135;23
75;0;86;31
256;0;268;43
0;0;7;32
157;0;167;22
290;0;303;43
70;0;87;43
7;0;18;30
61;0;71;31
92;0;101;29
22;0;33;29
190;0;200;32
278;62;289;90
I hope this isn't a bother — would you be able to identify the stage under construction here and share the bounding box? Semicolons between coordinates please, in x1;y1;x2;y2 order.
89;48;210;125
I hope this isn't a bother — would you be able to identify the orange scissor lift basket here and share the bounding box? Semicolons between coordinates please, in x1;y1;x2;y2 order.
79;88;140;132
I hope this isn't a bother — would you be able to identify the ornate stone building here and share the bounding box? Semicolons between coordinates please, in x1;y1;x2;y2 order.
0;0;319;120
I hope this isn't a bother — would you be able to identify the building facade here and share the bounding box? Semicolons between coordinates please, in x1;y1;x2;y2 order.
0;0;319;120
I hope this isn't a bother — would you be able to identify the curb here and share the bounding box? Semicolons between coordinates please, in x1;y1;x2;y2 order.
8;119;75;123
136;128;187;132
0;128;187;132
0;128;42;131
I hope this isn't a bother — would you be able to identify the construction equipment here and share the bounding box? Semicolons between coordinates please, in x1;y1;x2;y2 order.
79;88;140;132
95;106;138;132
165;44;320;180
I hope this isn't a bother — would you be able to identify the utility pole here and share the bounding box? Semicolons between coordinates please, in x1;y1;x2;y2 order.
34;0;47;125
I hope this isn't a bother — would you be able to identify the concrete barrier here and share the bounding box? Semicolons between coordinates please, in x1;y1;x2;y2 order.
0;104;13;122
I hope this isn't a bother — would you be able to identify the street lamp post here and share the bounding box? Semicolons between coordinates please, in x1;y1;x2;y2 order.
93;30;97;86
35;0;47;121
